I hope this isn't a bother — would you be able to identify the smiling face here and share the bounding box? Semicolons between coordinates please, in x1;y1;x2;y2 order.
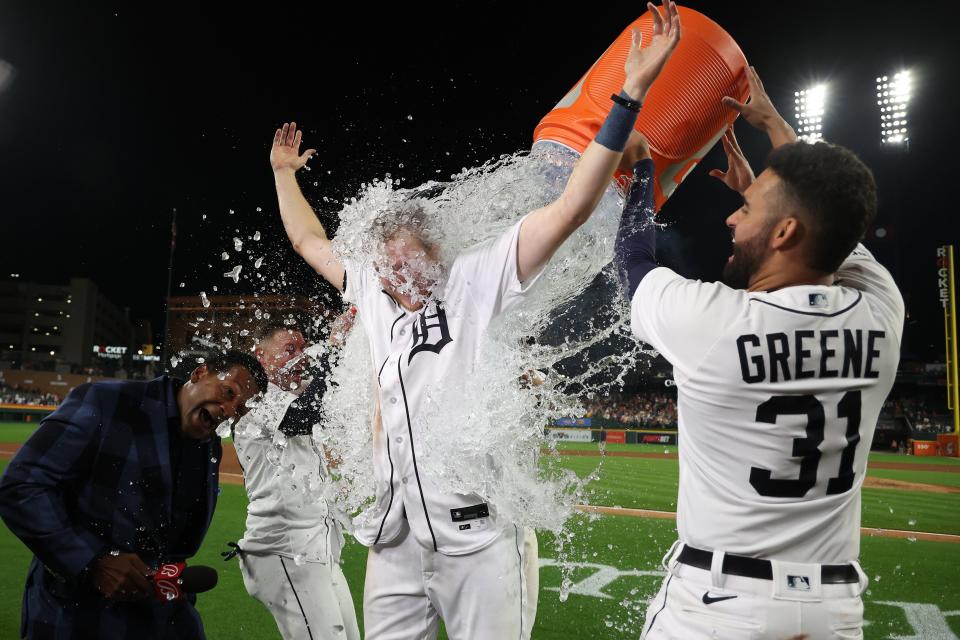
255;328;307;390
721;169;784;290
177;364;259;440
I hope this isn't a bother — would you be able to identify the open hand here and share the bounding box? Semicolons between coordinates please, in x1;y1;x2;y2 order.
623;1;682;102
723;67;784;132
708;127;754;194
270;122;317;173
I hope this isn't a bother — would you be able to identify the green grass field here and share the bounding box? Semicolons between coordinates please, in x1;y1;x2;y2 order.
2;423;959;639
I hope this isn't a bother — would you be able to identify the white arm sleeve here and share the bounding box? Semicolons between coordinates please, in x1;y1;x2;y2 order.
834;244;905;343
453;216;545;322
341;257;371;306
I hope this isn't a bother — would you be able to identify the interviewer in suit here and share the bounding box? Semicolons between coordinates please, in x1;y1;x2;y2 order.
0;350;267;640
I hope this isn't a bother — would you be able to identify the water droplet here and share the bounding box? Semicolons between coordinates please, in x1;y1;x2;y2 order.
221;252;230;261
406;114;413;120
224;265;242;283
233;237;243;252
200;292;211;308
179;282;185;288
253;231;261;241
255;257;264;269
908;519;917;526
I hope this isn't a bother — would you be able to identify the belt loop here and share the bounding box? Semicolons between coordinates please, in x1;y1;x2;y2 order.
710;550;726;590
661;540;682;572
851;561;869;595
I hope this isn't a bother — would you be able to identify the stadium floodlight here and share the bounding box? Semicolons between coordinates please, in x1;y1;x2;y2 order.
877;71;911;145
794;85;827;142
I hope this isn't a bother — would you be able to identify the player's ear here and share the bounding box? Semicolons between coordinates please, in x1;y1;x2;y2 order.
190;364;209;384
770;216;801;250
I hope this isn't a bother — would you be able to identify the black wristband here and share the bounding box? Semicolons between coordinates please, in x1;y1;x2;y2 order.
611;93;642;112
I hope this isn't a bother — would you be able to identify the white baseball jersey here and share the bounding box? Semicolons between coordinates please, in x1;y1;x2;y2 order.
631;245;904;563
344;216;542;555
234;383;343;563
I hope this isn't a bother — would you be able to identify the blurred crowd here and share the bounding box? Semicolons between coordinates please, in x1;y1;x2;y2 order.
583;390;678;429
884;391;954;435
0;382;60;406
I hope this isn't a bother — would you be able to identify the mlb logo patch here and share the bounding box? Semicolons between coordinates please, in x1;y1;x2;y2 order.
808;293;827;308
787;575;812;591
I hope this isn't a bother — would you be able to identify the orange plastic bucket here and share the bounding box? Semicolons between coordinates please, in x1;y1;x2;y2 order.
534;6;750;210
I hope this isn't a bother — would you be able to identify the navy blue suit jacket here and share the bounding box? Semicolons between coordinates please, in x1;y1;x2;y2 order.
0;376;221;639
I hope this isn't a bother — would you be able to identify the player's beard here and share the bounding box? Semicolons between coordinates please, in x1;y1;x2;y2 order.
722;223;776;290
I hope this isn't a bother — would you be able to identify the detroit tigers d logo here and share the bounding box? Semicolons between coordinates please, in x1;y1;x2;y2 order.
409;303;453;363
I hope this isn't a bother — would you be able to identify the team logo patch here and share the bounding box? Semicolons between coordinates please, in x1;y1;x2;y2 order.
409;303;453;363
787;575;812;591
808;293;828;308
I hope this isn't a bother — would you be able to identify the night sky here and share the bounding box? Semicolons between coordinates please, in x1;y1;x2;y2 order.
1;1;957;360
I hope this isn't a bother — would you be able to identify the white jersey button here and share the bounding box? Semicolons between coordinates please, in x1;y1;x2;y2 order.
402;477;408;484
395;437;403;444
390;397;398;404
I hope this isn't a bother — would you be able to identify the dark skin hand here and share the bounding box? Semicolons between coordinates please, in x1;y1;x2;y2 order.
92;552;155;601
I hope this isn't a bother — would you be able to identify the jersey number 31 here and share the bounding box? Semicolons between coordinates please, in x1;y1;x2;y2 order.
750;391;861;498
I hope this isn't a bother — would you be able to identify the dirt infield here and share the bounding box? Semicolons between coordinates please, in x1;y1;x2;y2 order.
863;476;960;494
551;448;960;473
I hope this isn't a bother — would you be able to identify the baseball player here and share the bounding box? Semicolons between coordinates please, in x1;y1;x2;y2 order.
614;67;904;639
230;316;360;640
268;4;682;637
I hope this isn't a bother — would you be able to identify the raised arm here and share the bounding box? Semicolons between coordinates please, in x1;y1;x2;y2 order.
710;67;799;195
722;66;798;150
271;123;346;291
517;1;682;283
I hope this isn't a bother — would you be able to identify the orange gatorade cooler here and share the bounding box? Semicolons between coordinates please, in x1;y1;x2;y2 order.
534;6;750;210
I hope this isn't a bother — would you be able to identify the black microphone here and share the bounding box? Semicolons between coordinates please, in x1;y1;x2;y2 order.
180;565;218;594
153;563;218;601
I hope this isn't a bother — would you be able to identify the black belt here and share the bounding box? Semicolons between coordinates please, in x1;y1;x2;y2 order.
677;545;859;584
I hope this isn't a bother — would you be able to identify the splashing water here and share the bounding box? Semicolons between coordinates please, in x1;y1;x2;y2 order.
224;265;242;283
233;237;243;252
200;291;211;308
321;142;649;549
